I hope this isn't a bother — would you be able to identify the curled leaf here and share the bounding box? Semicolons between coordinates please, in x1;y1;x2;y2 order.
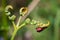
5;5;13;12
19;7;28;16
37;20;50;27
5;12;11;16
5;5;13;16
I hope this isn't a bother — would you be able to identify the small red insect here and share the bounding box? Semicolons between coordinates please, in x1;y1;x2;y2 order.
36;27;47;32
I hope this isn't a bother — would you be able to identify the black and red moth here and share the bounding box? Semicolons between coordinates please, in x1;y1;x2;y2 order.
36;27;47;32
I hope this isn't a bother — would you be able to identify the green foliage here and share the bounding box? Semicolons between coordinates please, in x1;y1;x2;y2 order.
0;0;60;40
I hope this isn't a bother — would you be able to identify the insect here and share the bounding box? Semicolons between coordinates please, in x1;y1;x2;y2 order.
36;21;50;32
36;27;47;32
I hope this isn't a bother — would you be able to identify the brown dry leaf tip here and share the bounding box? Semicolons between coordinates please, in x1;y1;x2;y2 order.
19;7;28;16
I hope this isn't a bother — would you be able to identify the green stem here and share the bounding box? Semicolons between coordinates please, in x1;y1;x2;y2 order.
12;21;16;30
17;16;22;27
18;23;26;29
11;29;18;40
11;22;26;40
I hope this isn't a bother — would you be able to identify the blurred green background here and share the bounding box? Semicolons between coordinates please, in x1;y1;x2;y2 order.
0;0;60;40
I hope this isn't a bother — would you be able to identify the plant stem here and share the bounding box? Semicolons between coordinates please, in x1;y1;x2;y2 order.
19;0;40;24
11;22;26;40
11;29;18;40
12;21;16;30
18;22;26;29
17;16;22;27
